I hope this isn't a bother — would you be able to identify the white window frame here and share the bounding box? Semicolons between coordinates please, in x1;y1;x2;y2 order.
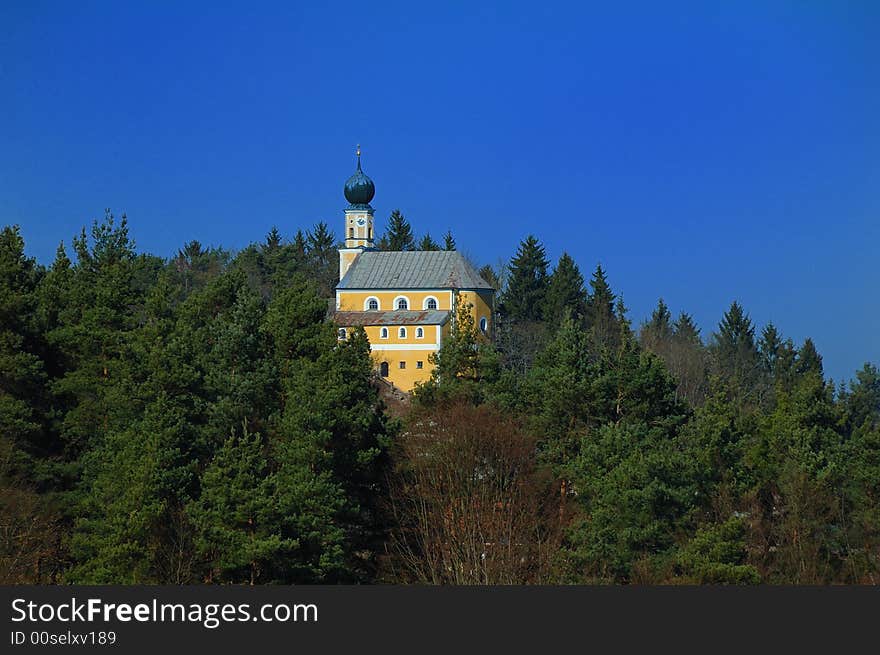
423;296;439;310
399;327;407;339
415;327;424;339
394;295;410;311
480;317;488;333
338;328;347;340
364;296;380;311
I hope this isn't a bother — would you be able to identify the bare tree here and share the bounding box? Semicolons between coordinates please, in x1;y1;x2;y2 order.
385;404;562;584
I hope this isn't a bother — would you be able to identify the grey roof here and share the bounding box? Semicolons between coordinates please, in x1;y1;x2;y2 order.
334;310;451;326
337;250;494;290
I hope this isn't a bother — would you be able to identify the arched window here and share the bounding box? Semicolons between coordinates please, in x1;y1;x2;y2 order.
380;327;388;339
416;327;424;339
399;327;407;339
365;297;380;311
480;317;488;333
380;361;389;377
424;297;438;310
396;297;409;310
338;328;347;340
348;227;354;238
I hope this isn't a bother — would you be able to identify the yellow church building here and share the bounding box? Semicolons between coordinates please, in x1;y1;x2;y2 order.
333;149;495;391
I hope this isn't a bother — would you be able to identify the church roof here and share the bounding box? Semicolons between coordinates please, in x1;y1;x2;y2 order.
337;251;493;290
334;309;451;326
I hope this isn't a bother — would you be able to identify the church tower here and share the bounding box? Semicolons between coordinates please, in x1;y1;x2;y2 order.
339;146;375;279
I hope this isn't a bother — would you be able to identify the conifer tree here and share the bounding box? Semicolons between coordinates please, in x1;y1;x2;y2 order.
381;210;415;251
306;221;338;296
711;301;760;405
443;229;456;251
0;226;49;473
477;264;501;291
501;235;549;321
543;252;587;325
417;233;440;251
190;426;291;584
758;323;783;376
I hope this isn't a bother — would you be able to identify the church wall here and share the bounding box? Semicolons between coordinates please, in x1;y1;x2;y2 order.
337;289;454;312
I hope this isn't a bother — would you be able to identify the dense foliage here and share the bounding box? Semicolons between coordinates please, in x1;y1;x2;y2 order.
2;220;878;584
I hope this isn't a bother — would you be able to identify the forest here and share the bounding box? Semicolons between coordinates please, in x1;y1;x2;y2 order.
1;210;878;585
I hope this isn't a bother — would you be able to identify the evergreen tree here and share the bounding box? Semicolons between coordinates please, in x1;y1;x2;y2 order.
190;426;292;584
478;264;501;291
0;226;49;474
417;233;440;251
443;229;456;251
501;235;549;321
796;338;823;378
711;301;760;405
543;252;587;325
264;281;392;582
416;293;499;404
306;221;337;296
381;210;415;251
758;323;783;376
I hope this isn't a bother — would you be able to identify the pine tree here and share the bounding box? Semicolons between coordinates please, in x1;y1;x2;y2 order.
381;210;415;251
543;252;587;325
711;301;760;405
501;235;549;321
264;281;391;582
417;233;440;251
478;264;501;291
0;226;50;475
796;338;823;378
190;426;292;584
443;229;456;251
584;264;619;353
758;323;783;376
673;312;702;345
417;292;499;404
265;226;282;251
306;221;337;296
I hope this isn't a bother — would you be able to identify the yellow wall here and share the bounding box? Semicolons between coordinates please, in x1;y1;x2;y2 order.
338;289;454;312
336;288;493;391
370;350;435;391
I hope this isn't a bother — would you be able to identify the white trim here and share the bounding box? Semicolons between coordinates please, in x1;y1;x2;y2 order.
436;324;442;345
370;343;440;351
393;295;410;310
480;316;488;333
423;295;440;310
364;296;381;311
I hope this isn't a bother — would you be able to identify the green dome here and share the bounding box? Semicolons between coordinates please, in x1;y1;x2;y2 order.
344;149;375;208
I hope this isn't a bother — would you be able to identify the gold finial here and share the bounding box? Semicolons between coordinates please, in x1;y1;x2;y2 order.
356;144;361;157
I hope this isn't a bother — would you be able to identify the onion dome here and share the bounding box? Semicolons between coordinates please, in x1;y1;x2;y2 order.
344;145;375;208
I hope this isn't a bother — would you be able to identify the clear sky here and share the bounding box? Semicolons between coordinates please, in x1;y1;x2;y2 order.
2;2;878;383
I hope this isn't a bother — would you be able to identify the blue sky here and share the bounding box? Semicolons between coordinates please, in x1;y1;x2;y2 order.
2;2;878;382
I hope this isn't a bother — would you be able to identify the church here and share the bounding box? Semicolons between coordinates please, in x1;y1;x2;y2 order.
333;149;495;391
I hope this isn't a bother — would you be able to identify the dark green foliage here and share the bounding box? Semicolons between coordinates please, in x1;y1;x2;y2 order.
5;215;880;586
417;233;440;251
478;263;501;291
379;209;415;251
543;253;587;325
711;301;761;405
501;235;549;321
675;518;761;584
443;229;456;251
415;293;500;405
